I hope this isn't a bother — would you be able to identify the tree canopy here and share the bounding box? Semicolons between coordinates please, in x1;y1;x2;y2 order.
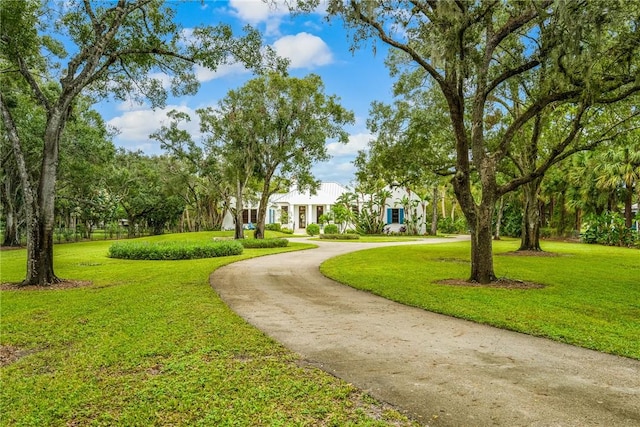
306;0;640;283
0;0;275;285
197;71;354;239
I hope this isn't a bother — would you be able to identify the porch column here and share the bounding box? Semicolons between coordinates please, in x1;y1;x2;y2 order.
308;204;313;224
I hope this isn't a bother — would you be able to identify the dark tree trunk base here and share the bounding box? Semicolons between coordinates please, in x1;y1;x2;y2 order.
20;276;62;287
518;244;542;252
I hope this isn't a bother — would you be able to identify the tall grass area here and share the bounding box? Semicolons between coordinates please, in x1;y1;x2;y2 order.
321;239;640;360
1;232;414;426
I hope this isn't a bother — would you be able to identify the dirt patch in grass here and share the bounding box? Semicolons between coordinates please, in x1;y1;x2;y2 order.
436;278;545;289
499;250;561;257
0;345;34;367
0;280;93;291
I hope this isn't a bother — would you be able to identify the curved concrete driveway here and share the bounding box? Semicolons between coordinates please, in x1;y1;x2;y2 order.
210;237;640;426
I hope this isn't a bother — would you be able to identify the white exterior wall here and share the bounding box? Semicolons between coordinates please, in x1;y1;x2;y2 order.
221;183;432;234
357;186;429;235
222;182;349;232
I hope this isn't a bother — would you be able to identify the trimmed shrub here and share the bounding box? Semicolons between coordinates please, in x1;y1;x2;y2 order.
240;238;289;248
323;224;339;234
280;228;294;234
108;240;243;260
306;223;320;236
265;223;281;232
320;234;360;240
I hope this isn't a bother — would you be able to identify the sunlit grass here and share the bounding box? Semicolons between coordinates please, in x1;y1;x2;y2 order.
310;234;448;242
1;232;416;426
320;238;640;359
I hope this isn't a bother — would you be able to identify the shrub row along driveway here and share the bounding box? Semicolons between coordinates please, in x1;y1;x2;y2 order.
210;237;640;426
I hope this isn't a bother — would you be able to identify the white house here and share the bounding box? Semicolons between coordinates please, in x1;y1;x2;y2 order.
221;182;430;234
357;185;429;234
221;182;350;232
270;182;349;232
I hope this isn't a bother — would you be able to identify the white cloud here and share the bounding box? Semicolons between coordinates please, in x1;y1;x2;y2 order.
107;105;200;152
272;32;333;69
194;62;250;82
229;0;289;35
115;98;147;112
327;132;372;156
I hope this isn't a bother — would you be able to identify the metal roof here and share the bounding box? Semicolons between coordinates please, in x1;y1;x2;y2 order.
271;182;349;205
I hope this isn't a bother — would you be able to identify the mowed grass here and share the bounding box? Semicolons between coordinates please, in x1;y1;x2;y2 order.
320;239;640;360
1;232;415;426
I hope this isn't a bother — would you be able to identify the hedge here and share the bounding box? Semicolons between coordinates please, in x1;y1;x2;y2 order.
323;224;339;234
239;238;289;248
265;223;282;232
319;234;360;240
108;240;243;260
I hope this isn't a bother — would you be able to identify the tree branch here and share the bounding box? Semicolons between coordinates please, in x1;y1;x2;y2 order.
596;84;640;105
350;0;446;88
498;103;587;196
0;91;36;211
485;59;540;97
83;0;103;36
495;89;581;160
16;56;50;111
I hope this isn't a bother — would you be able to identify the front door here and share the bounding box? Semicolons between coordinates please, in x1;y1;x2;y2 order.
299;206;306;228
316;206;323;222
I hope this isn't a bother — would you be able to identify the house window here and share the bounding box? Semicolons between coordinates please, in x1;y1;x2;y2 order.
242;209;257;224
387;208;404;224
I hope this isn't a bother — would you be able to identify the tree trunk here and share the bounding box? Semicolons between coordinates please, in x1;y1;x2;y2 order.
26;111;65;284
184;208;192;232
254;187;270;240
519;179;542;251
234;181;245;240
558;192;566;236
2;208;21;247
469;203;497;284
126;214;136;238
2;95;62;285
494;196;504;240
430;185;438;235
1;177;21;246
452;166;497;284
624;184;633;228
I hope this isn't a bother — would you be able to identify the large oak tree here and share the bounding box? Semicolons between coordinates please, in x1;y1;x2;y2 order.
0;0;269;285
198;72;354;239
305;0;640;283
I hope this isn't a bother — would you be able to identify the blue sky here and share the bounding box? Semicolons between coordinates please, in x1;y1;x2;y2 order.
98;0;396;186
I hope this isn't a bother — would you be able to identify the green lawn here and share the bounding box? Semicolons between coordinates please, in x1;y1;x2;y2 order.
320;239;640;360
1;232;415;426
310;234;447;242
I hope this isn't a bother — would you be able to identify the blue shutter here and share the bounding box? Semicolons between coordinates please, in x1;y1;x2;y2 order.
387;208;392;224
399;208;405;224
